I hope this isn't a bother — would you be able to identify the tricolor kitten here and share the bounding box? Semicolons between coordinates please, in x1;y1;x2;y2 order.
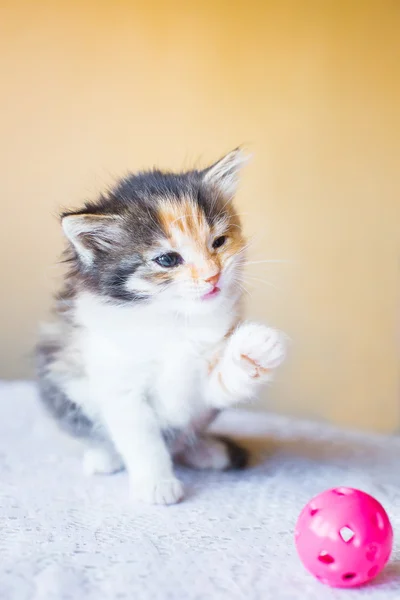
37;149;286;505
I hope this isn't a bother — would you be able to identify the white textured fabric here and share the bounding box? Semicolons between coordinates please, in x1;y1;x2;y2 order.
1;381;399;600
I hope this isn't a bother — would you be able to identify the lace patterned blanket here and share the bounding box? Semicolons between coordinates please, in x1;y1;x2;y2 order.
1;381;399;599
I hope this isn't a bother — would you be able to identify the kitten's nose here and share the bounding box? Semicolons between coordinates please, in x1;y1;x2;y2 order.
205;273;220;288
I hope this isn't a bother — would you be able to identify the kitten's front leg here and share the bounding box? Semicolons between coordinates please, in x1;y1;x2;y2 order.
207;322;287;408
94;382;183;505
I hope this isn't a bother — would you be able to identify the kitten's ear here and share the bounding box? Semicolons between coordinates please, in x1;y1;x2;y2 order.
62;213;122;265
202;148;250;199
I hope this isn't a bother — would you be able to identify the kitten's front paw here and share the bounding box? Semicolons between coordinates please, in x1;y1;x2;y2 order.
215;323;287;407
131;477;184;506
231;322;287;379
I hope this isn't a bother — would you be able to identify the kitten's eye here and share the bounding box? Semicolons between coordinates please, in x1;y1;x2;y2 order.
154;252;183;268
212;236;227;249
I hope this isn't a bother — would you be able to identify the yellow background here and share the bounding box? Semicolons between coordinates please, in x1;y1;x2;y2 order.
1;1;399;432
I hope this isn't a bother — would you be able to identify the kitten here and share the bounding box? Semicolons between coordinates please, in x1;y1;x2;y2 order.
36;149;287;505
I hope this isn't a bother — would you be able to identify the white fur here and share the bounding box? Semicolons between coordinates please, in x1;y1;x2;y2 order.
178;436;232;470
207;322;287;408
63;287;286;505
83;446;124;476
51;151;285;506
62;214;122;266
203;148;250;199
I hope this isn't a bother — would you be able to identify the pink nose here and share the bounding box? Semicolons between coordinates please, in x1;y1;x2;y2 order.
205;273;220;288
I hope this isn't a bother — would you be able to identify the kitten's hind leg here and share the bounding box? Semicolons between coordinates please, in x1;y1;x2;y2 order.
83;445;124;476
178;435;249;471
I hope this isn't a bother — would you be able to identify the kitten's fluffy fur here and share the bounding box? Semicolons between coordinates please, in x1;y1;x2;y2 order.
37;149;286;505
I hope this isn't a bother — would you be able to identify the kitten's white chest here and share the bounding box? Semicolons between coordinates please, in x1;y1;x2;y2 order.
150;336;206;429
146;322;224;430
77;292;235;430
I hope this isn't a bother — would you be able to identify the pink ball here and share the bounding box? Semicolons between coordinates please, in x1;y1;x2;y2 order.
295;487;393;588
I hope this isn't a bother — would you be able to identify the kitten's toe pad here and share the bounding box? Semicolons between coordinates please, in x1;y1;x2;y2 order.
131;477;184;505
232;323;287;377
83;447;124;476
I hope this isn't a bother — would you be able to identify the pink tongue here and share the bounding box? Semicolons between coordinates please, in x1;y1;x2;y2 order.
203;286;220;299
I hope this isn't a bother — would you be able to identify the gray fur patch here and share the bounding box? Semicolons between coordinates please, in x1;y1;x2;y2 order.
36;338;97;439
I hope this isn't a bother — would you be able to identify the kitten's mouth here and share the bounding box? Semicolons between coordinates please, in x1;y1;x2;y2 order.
202;286;221;300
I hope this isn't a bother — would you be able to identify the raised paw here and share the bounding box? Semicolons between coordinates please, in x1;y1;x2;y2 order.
230;322;287;379
131;477;184;506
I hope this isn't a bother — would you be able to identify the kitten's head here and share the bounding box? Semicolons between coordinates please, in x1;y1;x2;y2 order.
62;149;248;315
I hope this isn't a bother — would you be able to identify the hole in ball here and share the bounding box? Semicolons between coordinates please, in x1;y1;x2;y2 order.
318;552;334;565
310;508;319;516
342;573;356;581
339;526;355;542
368;566;379;578
366;544;378;561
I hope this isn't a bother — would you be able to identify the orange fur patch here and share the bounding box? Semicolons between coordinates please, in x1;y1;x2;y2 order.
156;198;246;283
158;199;208;250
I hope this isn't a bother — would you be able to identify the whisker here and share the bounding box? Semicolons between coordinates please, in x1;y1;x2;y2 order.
218;194;236;215
244;276;281;291
245;259;293;265
238;283;252;298
234;240;254;257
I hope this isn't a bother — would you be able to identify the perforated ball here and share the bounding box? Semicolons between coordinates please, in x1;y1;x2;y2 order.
295;487;393;588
